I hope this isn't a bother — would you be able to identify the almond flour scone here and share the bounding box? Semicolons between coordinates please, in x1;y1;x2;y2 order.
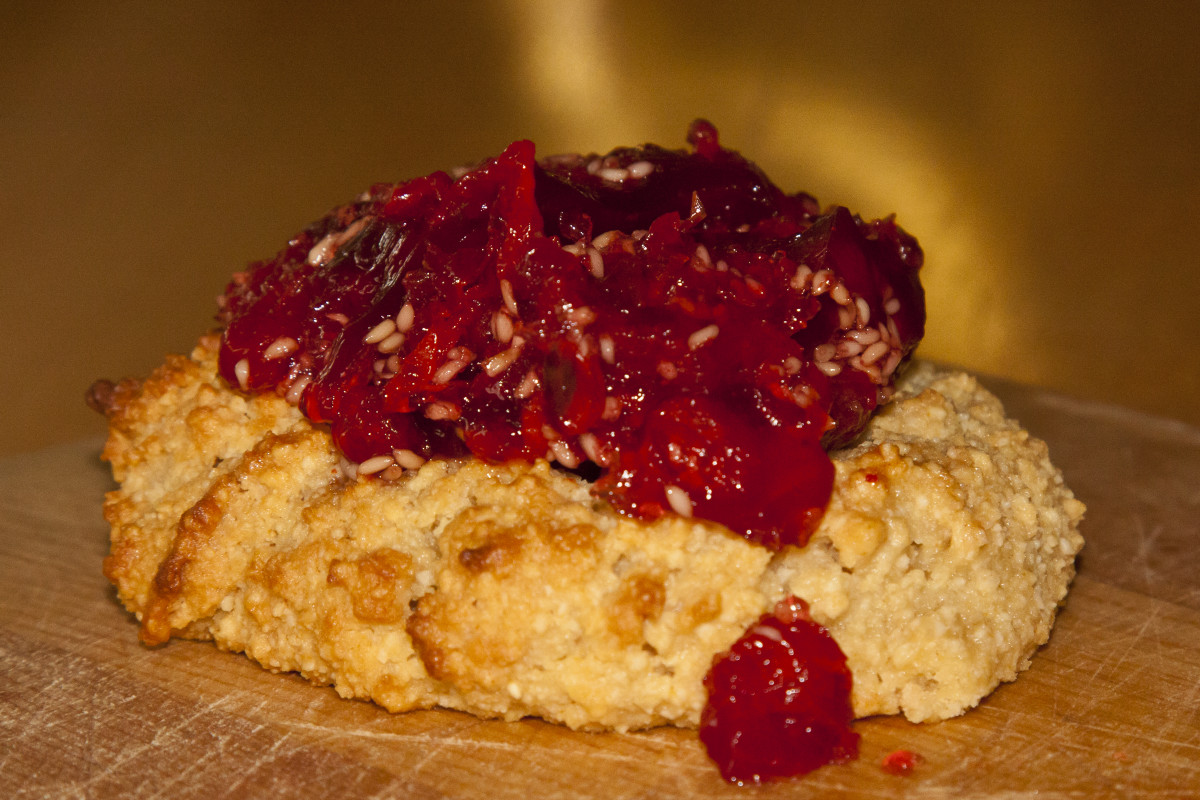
91;122;1084;782
95;340;1083;730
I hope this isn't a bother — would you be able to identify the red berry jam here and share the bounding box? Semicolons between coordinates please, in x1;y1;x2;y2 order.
217;120;924;548
881;749;925;775
699;597;859;784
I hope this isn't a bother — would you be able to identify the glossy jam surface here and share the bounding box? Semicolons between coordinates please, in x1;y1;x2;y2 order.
699;597;859;784
218;120;924;548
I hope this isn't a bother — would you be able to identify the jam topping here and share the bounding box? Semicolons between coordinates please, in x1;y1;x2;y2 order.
699;597;859;784
217;120;924;549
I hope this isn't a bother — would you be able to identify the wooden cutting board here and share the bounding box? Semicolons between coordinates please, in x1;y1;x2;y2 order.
2;378;1198;798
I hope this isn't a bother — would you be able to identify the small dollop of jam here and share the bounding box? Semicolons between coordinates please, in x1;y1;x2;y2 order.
881;749;925;775
699;597;859;784
217;120;924;548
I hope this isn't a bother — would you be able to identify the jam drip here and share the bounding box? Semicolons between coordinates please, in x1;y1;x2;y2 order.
699;597;859;784
217;120;924;549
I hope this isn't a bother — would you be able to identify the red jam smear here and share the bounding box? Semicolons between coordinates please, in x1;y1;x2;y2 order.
217;120;924;549
699;597;859;784
881;749;924;775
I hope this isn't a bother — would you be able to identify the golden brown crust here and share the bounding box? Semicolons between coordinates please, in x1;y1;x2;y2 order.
97;341;1084;730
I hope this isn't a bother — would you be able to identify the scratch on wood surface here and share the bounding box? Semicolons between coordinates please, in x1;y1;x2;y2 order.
1084;605;1161;690
279;720;710;769
1178;665;1200;712
283;720;520;750
962;698;1200;796
1127;516;1167;593
76;691;238;791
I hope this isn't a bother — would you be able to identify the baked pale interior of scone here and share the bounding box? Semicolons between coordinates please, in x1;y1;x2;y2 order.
95;335;1084;731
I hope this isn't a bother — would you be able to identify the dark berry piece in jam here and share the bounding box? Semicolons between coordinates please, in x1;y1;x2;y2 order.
217;121;924;550
700;597;859;784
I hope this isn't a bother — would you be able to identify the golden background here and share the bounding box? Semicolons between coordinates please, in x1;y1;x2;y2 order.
4;1;1198;456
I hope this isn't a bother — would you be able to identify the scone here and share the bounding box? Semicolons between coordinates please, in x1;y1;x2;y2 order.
91;121;1084;783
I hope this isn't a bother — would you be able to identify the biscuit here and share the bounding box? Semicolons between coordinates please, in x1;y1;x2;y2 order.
95;336;1084;730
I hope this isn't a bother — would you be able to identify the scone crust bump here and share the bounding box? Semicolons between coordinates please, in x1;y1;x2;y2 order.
98;341;1084;729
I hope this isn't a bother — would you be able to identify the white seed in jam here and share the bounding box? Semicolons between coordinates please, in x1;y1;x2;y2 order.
687;324;720;350
234;359;250;390
588;248;605;278
364;318;396;345
263;337;299;360
500;279;519;316
665;485;694;518
393;449;426;470
396;302;416;332
356;455;394;476
599;334;616;364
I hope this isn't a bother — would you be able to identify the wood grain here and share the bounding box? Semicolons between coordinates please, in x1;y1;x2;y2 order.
2;380;1199;798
